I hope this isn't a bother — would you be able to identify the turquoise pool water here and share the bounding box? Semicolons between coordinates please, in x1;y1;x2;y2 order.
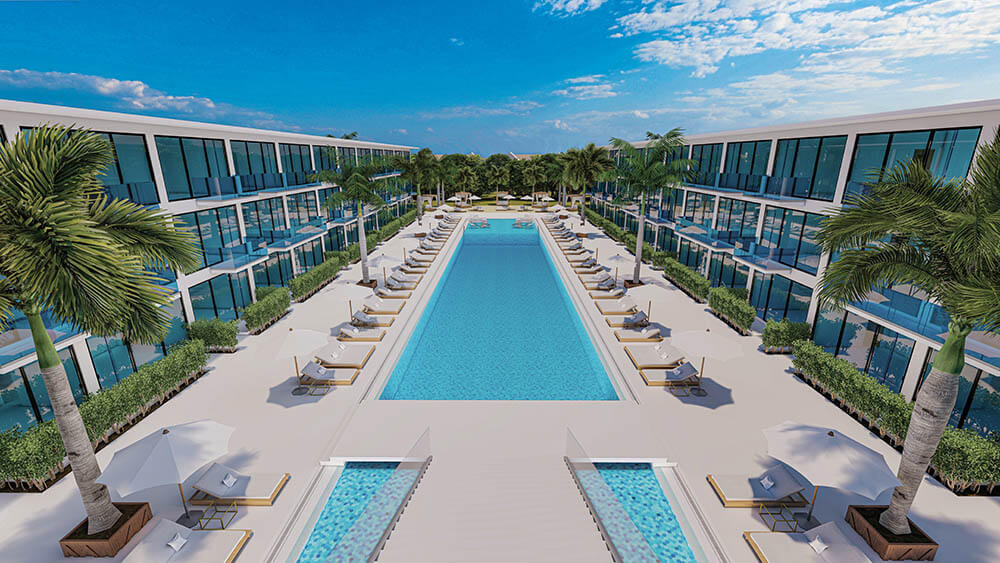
296;462;419;562
380;219;616;400
584;462;699;562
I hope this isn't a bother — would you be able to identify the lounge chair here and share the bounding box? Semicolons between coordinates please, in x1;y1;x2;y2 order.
564;247;590;257
575;257;597;269
595;297;639;315
585;277;616;290
407;252;434;264
580;271;612;284
190;462;289;506
399;264;427;275
744;522;872;563
376;287;411;299
391;271;422;284
314;343;375;368
625;343;684;369
605;311;649;328
298;360;360;392
351;310;394;327
615;327;661;343
638;362;702;394
575;266;603;276
122;516;250;563
338;326;386;342
412;247;437;258
560;241;583;251
362;297;406;315
707;464;809;508
386;278;417;291
419;240;443;250
567;252;595;264
590;287;626;299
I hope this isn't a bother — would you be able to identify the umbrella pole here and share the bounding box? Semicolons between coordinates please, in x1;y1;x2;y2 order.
806;486;819;522
178;483;190;519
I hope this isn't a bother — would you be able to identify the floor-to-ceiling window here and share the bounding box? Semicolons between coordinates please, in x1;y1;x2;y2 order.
915;351;999;439
759;206;823;275
682;192;715;227
750;272;812;322
286;192;320;227
96;132;158;205
279;143;311;173
812;308;915;394
690;143;723;187
188;272;252;321
323;225;347;252
253;252;294;287
174;206;242;271
86;300;186;389
338;147;356;168
677;239;708;272
155;136;229;201
242;197;286;243
770;135;847;200
720;140;771;190
231;140;279;192
708;253;750;289
0;347;85;432
715;197;759;248
294;239;324;273
846;127;981;198
313;145;338;171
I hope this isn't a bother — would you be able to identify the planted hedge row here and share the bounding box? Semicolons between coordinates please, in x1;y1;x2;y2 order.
0;339;208;489
185;318;238;352
584;208;660;263
708;287;755;334
335;208;419;265
289;253;348;302
652;253;711;302
762;319;812;352
242;286;291;334
791;340;1000;493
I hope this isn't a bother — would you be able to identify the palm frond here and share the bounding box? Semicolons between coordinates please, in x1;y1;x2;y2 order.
816;243;943;309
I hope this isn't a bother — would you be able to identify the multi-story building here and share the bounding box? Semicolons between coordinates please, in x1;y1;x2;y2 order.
590;99;1000;440
0;100;414;433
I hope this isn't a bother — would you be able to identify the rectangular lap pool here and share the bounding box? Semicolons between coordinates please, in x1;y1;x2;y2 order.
380;219;617;400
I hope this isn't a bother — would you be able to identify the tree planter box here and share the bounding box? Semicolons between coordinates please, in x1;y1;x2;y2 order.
414;232;426;238
624;280;645;289
845;505;938;561
763;345;795;354
247;310;289;336
206;345;238;354
709;309;751;336
59;502;151;557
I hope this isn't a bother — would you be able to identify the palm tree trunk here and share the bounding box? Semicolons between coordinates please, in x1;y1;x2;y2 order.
26;310;122;534
633;195;646;283
357;202;370;284
416;185;423;225
879;319;971;535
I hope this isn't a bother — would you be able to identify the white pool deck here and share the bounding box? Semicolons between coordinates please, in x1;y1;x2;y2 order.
2;212;999;562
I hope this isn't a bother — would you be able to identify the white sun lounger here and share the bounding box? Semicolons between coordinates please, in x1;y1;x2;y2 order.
298;360;360;391
625;343;685;369
352;310;394;327
190;462;289;506
391;271;421;284
591;287;626;299
376;287;411;299
399;264;427;275
567;252;595;263
362;296;406;315
605;311;649;328
595;297;638;315
314;343;375;368
386;278;417;291
580;271;612;284
615;326;661;342
122;516;250;563
744;521;872;563
338;326;386;342
707;464;809;508
586;277;616;290
638;362;701;393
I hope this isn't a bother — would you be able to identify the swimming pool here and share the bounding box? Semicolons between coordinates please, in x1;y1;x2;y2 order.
582;462;702;562
295;461;419;562
380;218;616;400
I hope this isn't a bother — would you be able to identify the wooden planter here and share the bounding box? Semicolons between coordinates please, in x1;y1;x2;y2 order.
206;345;238;354
414;232;427;239
845;505;938;561
763;345;795;354
60;502;151;557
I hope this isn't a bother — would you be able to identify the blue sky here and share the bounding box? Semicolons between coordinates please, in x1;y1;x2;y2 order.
0;0;998;154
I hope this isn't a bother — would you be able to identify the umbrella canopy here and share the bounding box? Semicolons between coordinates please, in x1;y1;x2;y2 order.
447;195;462;202
541;196;555;202
503;195;516;200
520;195;533;201
470;195;482;201
670;329;742;362
763;421;901;501
549;204;565;212
368;253;403;270
270;328;332;361
98;420;234;498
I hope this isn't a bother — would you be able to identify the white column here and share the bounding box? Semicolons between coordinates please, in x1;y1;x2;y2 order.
765;137;779;175
144;133;171;205
71;340;101;394
175;272;196;321
709;194;721;230
831;133;857;205
900;341;931;400
281;195;292;229
223;137;237;176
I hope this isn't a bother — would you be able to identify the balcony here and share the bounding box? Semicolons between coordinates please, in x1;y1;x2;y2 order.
733;243;794;273
674;219;736;253
764;176;812;199
104;181;159;206
210;242;270;273
256;218;327;250
718;172;766;194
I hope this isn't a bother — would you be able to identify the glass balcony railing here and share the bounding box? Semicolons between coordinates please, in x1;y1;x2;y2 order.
104;181;159;206
240;172;285;192
674;218;736;252
192;176;240;200
719;172;767;193
211;242;269;272
764;176;812;199
0;312;80;368
253;218;327;250
733;243;794;272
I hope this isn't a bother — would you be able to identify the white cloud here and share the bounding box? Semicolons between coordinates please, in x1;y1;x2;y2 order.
390;128;408;135
565;74;605;84
449;37;465;46
418;100;542;119
535;0;606;16
553;83;618;100
548;119;577;131
0;68;300;130
633;110;650;119
609;32;624;38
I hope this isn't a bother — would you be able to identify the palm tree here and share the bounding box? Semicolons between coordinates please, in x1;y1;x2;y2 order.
816;129;1000;535
521;159;546;198
561;143;615;223
0;125;199;533
395;148;437;225
610;129;693;284
484;163;510;198
311;161;401;285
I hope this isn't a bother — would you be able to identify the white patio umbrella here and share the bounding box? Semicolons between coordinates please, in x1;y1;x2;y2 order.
447;195;462;202
541;196;555;202
549;204;565;213
520;195;533;201
98;420;234;527
368;253;404;286
470;195;482;201
763;421;902;523
604;253;630;284
503;194;516;200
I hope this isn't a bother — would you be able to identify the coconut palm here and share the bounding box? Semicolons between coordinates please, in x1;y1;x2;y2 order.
395;148;436;225
0;125;199;533
521;159;546;198
816;128;1000;534
561;143;615;223
609;129;693;284
455;162;479;197
484;162;510;198
311;161;401;285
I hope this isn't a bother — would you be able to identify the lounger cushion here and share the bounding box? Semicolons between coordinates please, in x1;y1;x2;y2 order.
713;464;804;503
749;522;871;563
169;529;249;563
167;533;188;552
122;517;189;562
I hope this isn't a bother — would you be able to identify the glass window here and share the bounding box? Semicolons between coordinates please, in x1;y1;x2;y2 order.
87;335;136;389
280;143;311;173
0;370;37;431
155;136;228;201
813;136;846;200
175;206;242;271
926;128;980;181
751;273;812;321
232;140;278;175
209;274;237;321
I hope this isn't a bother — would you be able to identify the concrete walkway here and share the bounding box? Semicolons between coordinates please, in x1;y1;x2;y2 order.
0;211;998;562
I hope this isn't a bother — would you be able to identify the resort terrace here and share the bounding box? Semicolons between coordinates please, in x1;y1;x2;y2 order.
1;211;998;562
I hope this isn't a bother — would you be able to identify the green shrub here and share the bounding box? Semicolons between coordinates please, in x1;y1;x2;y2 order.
289;254;344;301
0;339;207;483
242;287;290;333
709;287;756;332
791;340;1000;490
185;318;238;349
255;285;282;301
762;319;812;349
660;256;710;301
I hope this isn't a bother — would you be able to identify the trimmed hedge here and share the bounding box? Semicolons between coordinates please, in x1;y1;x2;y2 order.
652;253;710;302
289;253;346;302
708;287;755;334
0;339;208;487
791;340;1000;492
340;208;419;264
584;209;659;263
185;318;238;351
242;287;290;334
762;319;812;351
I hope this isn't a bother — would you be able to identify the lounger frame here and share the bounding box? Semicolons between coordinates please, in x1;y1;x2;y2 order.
705;474;809;508
189;474;290;507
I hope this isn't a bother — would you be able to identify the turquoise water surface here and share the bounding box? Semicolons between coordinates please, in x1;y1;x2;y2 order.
296;461;418;562
380;219;616;400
